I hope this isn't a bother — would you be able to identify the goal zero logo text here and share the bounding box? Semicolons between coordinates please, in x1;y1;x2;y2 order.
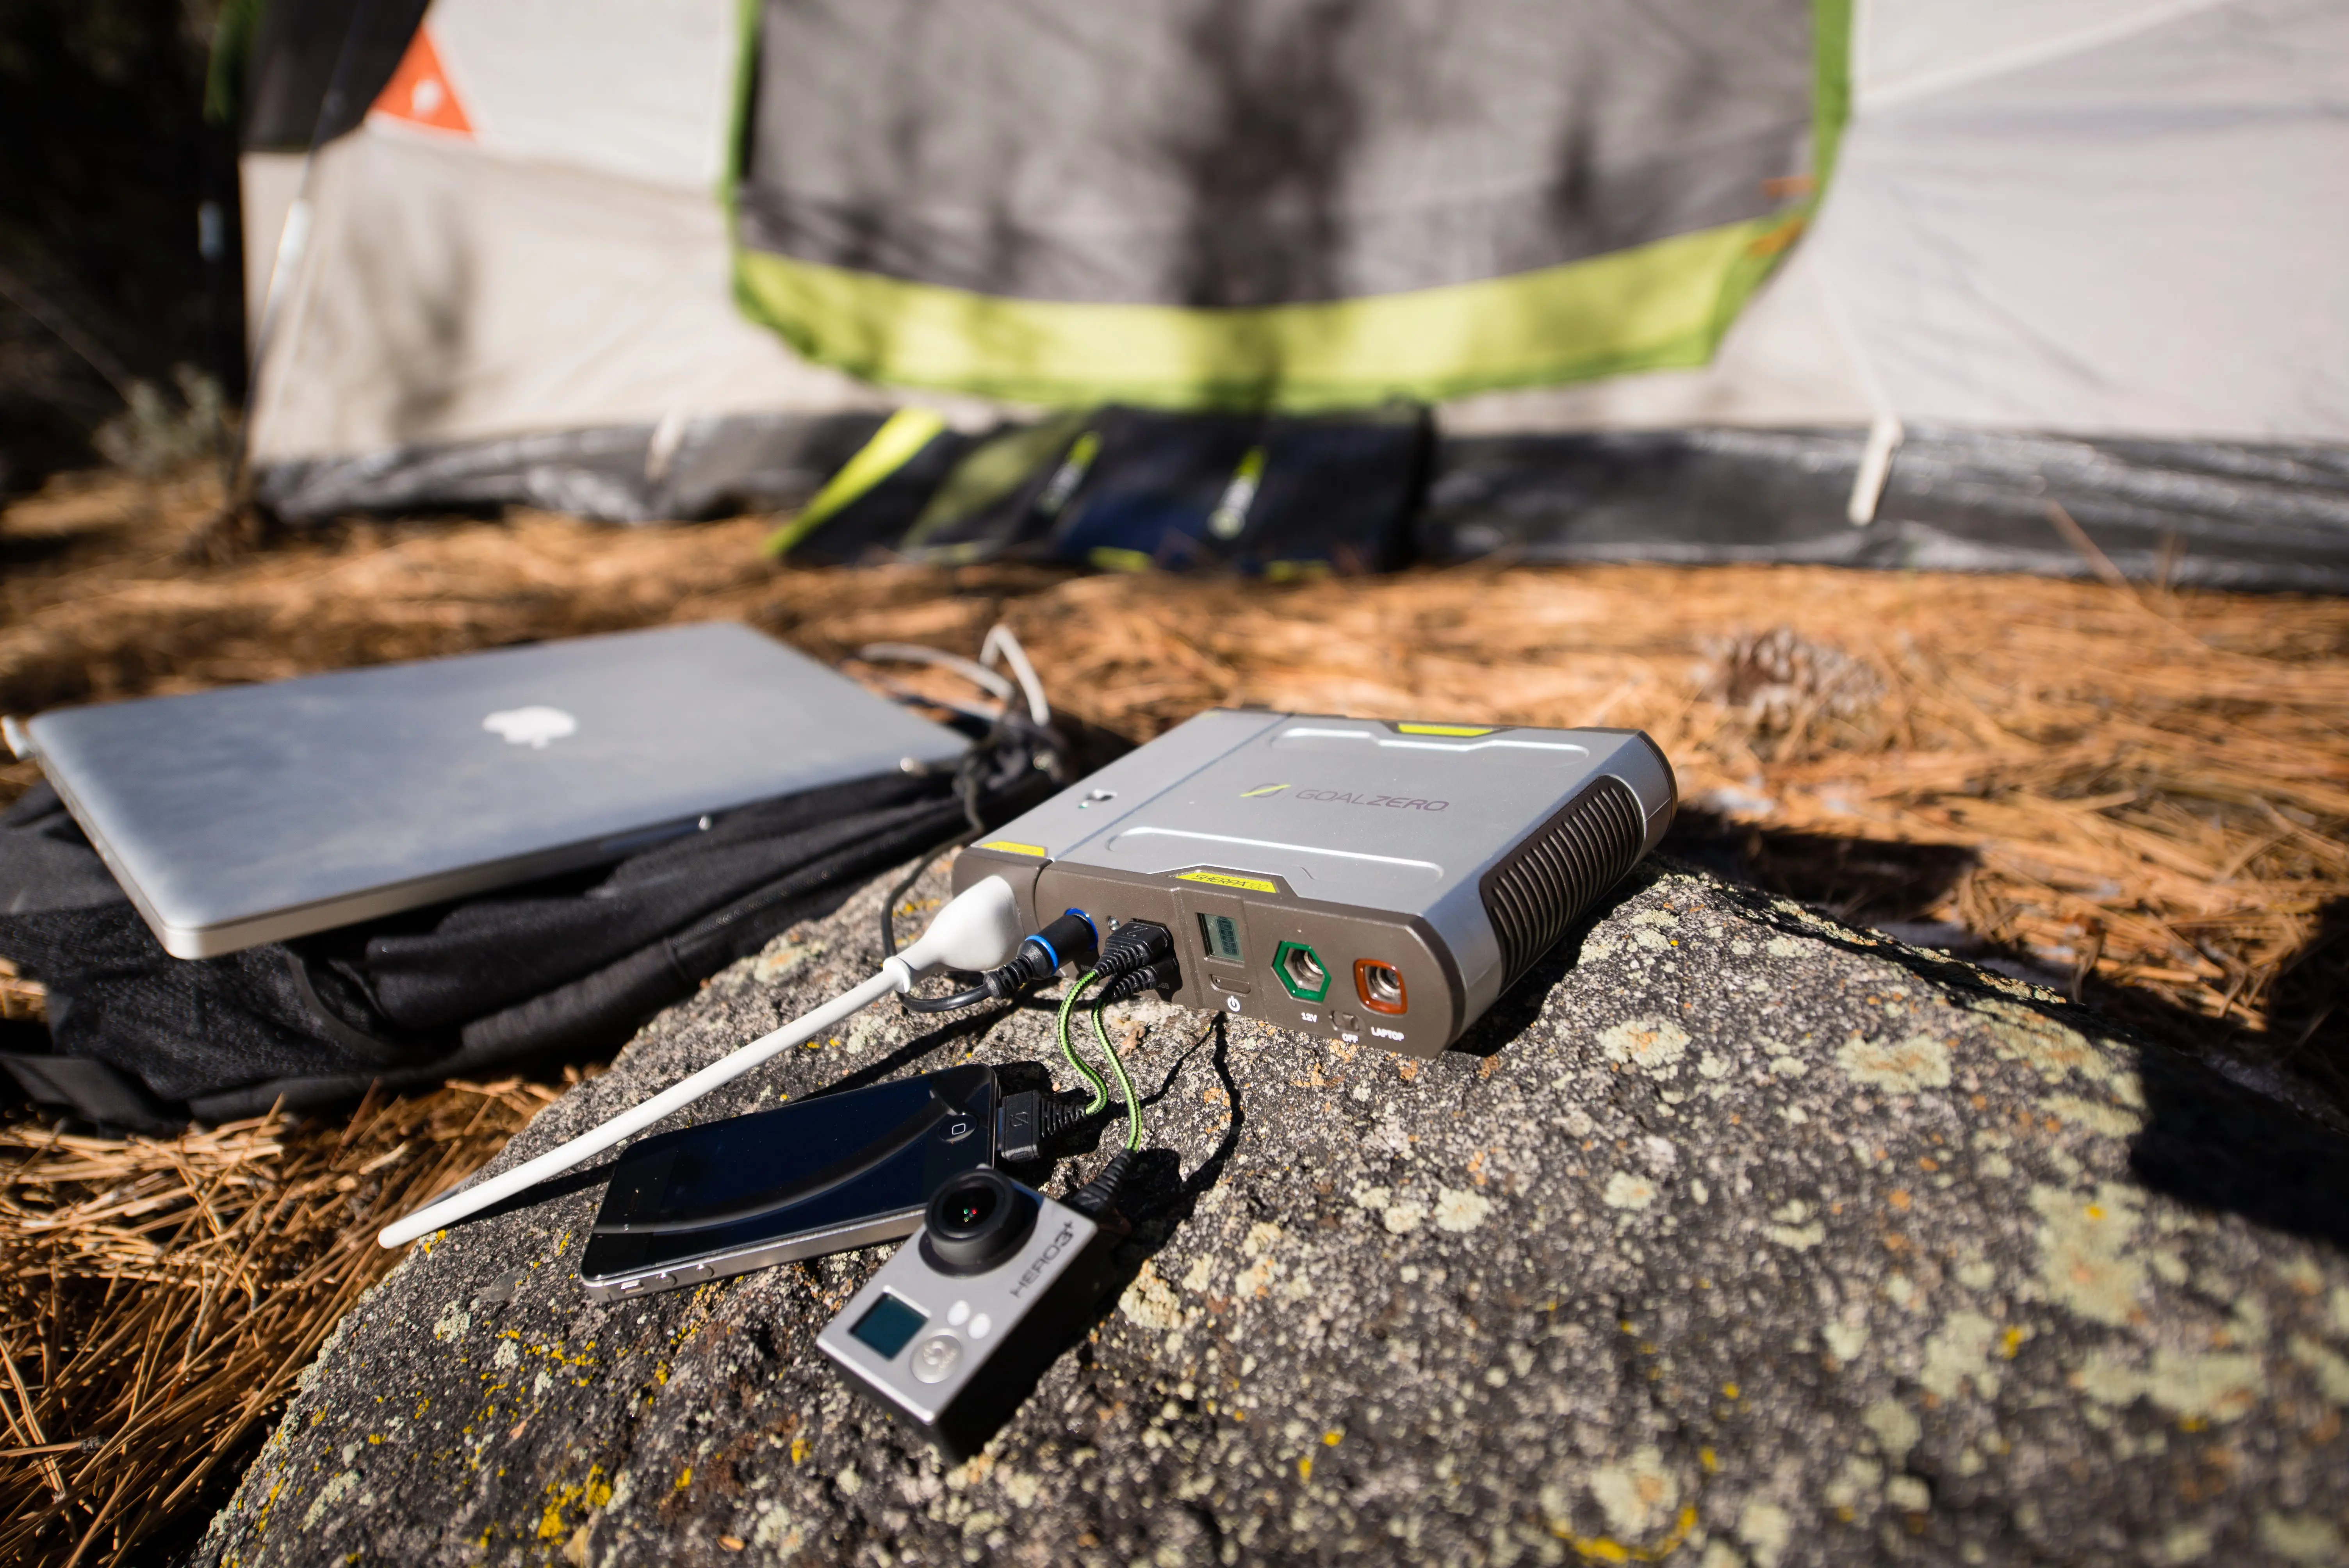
1241;780;1449;810
1295;789;1450;811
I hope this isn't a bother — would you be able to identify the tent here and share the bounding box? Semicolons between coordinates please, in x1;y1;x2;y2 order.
218;0;2349;585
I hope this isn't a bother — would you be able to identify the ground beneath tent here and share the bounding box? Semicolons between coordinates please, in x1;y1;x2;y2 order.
1;467;2345;1564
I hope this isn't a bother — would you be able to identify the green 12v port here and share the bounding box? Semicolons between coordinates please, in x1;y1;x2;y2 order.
1273;941;1331;1002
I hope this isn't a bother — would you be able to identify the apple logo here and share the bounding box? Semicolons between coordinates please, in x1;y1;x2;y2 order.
482;706;578;749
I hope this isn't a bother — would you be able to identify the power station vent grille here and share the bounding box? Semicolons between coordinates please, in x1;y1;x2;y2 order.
1479;776;1647;986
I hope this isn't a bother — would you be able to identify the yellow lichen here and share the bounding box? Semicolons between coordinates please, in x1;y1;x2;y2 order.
1550;1504;1700;1563
2041;1094;2142;1139
1118;1260;1186;1330
1836;1033;1952;1092
1737;1500;1792;1568
1766;1199;1823;1250
2260;1512;2346;1564
2288;1336;2349;1403
1604;1172;1657;1212
1589;1446;1680;1536
1973;998;2119;1088
2080;1347;2266;1424
1918;1311;2001;1400
2030;1183;2146;1327
1435;1187;1493;1232
1599;1018;1690;1075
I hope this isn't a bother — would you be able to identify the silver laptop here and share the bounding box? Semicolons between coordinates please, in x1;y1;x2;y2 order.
12;622;968;959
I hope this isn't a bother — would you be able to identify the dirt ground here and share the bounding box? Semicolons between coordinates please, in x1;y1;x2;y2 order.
2;466;2346;1564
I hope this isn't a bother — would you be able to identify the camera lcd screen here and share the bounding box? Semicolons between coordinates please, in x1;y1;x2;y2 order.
850;1293;929;1358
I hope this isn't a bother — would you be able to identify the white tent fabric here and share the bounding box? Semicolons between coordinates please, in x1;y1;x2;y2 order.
247;130;898;466
1812;0;2349;440
1856;0;2215;108
240;0;2349;482
419;0;738;192
1446;0;2349;443
243;0;922;469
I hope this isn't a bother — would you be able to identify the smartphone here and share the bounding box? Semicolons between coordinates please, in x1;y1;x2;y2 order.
577;1064;998;1301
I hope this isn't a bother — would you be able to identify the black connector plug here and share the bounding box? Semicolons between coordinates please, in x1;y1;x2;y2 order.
985;909;1099;1000
997;1090;1043;1163
1098;955;1181;1004
996;1088;1119;1162
1096;919;1174;982
1068;1149;1135;1218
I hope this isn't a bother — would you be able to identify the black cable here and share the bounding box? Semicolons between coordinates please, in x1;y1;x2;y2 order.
875;698;1089;1017
900;979;994;1014
878;829;1000;1012
1038;1094;1100;1142
1069;1149;1135;1219
1097;957;1181;1005
1053;923;1175;1219
877;704;1052;969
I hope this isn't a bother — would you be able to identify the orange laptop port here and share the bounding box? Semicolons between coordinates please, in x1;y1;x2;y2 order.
1355;960;1407;1015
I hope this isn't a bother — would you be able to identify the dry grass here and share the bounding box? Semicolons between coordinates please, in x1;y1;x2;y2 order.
0;1077;582;1565
1;465;2345;1564
981;569;2349;1060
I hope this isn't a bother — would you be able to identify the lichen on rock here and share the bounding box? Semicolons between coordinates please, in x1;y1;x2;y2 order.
197;859;2349;1567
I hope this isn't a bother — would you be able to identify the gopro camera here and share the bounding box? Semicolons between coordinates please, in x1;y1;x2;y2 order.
818;1168;1122;1458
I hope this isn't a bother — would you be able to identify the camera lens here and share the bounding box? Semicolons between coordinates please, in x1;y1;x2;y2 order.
940;1185;996;1233
921;1169;1035;1276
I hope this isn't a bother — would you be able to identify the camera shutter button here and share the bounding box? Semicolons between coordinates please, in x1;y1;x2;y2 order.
910;1334;962;1384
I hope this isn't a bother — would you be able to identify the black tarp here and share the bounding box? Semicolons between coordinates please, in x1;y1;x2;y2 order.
255;410;887;525
1421;426;2349;590
257;414;2349;590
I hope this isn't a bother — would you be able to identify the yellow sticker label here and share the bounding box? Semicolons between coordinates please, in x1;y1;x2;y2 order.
1177;870;1278;894
975;840;1048;858
1396;722;1495;737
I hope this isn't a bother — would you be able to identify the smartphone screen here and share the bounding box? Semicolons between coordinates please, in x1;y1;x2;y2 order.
578;1064;996;1293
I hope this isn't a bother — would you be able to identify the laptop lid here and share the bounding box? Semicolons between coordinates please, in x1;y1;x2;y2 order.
22;622;968;958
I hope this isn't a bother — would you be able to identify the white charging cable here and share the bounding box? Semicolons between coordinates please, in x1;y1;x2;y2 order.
979;624;1050;727
376;876;1028;1249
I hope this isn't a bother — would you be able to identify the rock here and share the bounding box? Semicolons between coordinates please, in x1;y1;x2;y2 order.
197;859;2349;1566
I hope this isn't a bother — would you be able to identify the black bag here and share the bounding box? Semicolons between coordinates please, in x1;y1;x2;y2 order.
0;720;1065;1129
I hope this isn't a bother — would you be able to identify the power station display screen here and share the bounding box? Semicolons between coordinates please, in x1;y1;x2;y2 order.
1199;912;1244;964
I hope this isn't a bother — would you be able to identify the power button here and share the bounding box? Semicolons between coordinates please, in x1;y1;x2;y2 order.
910;1333;963;1384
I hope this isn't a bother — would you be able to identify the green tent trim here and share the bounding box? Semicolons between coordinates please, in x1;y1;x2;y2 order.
204;0;270;127
735;213;1807;414
759;406;947;557
1813;0;1855;192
